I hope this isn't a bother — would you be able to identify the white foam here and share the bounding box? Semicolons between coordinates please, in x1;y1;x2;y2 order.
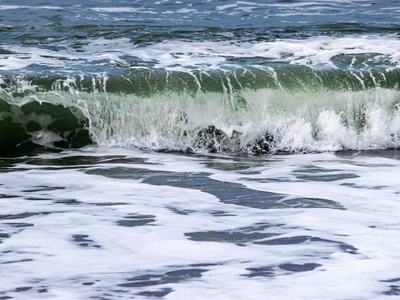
90;7;157;14
216;4;238;11
0;5;62;10
125;36;400;70
1;147;400;299
1;36;400;72
82;88;400;152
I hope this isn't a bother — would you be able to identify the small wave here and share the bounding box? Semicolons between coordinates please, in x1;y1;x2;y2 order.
1;74;400;155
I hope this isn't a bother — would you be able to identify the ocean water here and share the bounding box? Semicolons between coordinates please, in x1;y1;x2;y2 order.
1;0;400;299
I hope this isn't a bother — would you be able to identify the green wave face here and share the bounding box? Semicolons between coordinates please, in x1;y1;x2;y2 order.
1;68;400;154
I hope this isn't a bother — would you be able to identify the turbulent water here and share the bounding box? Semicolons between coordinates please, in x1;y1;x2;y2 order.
1;1;400;299
1;0;400;154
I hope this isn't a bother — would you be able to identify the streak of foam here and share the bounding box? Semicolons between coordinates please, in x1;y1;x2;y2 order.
1;36;400;73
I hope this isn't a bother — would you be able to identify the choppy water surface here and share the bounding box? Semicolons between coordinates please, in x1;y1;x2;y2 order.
1;0;400;299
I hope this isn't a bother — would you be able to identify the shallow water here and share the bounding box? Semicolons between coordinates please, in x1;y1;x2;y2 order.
0;147;400;299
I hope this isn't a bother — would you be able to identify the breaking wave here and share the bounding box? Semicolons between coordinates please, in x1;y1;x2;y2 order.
1;68;400;155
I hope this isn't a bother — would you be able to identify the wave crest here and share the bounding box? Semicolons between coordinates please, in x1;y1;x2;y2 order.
1;74;400;154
